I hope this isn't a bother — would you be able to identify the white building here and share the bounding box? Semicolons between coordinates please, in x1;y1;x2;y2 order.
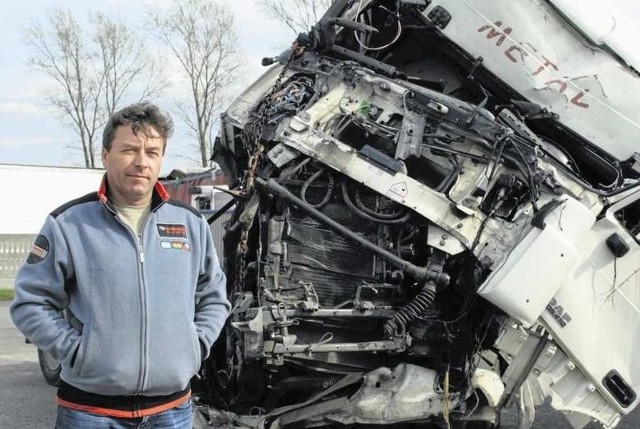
0;164;105;288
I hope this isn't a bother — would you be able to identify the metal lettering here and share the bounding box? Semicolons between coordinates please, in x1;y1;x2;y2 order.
504;44;528;63
476;20;589;109
571;92;589;108
546;297;572;327
532;56;559;76
477;21;512;46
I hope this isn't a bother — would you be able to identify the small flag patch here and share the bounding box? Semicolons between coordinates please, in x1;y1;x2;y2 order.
160;240;191;252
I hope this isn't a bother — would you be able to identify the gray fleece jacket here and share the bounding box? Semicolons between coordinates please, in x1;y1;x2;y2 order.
10;180;231;396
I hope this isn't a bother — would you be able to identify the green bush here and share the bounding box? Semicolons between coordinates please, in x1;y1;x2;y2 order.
0;289;14;301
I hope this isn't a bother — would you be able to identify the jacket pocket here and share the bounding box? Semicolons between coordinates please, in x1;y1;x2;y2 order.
71;323;91;377
190;323;201;370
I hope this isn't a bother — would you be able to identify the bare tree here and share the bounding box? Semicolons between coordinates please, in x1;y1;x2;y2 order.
26;10;99;168
25;9;166;168
93;12;166;115
259;0;332;35
151;0;242;168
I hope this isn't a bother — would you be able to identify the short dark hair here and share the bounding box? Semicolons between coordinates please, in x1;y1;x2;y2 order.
102;102;174;152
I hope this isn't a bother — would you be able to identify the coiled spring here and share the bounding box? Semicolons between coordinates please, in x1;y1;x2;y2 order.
385;281;437;336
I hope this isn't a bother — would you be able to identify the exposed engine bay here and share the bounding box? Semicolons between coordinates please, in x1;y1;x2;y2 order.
195;1;640;428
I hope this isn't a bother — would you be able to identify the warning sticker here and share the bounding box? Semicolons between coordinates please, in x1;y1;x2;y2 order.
389;181;408;198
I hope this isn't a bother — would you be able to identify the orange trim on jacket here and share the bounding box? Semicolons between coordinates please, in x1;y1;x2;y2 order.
56;391;191;418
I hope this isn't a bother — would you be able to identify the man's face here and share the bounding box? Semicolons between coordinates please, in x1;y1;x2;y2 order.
102;125;165;206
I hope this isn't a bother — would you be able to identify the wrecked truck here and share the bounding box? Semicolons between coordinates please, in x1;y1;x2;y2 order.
195;0;640;428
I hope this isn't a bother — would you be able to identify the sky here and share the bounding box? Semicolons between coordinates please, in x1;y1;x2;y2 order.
2;1;640;176
0;0;295;175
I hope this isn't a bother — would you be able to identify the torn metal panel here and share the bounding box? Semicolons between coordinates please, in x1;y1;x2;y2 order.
430;0;640;161
201;1;640;428
326;364;461;425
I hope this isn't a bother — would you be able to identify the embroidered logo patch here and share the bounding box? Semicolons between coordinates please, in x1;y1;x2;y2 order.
156;223;188;239
27;235;50;264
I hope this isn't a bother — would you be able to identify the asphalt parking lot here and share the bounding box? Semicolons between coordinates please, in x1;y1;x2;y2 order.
0;301;56;428
0;300;637;429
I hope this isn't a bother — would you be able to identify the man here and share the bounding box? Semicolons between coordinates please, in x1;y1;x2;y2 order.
11;102;231;428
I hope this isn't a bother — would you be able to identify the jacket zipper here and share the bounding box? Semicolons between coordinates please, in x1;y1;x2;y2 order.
103;198;166;395
139;238;145;263
108;205;149;395
137;228;149;394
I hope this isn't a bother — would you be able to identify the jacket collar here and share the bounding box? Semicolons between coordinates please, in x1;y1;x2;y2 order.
98;174;170;212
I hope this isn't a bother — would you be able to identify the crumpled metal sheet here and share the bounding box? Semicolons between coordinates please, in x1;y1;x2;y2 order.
324;364;461;425
431;0;640;161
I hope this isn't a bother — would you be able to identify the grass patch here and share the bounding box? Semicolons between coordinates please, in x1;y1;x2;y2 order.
0;289;14;301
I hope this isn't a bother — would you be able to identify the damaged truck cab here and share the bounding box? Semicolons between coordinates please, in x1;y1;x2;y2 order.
197;1;640;428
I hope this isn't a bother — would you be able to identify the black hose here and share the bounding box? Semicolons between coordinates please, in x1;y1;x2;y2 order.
354;186;407;220
207;198;237;225
273;375;343;396
300;168;334;208
340;181;410;225
384;281;437;336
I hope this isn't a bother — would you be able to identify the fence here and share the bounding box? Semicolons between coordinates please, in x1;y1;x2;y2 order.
0;235;37;289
